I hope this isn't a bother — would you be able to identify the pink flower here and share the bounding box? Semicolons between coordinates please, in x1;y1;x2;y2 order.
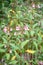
38;61;43;65
32;4;35;8
3;27;7;33
16;26;20;31
24;25;29;30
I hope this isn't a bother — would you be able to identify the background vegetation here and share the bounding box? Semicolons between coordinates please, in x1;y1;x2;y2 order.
0;0;43;65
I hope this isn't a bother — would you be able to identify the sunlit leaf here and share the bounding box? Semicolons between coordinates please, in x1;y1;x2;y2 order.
11;56;16;60
26;49;36;54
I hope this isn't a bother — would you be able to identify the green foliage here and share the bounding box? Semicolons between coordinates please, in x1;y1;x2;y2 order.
0;0;43;65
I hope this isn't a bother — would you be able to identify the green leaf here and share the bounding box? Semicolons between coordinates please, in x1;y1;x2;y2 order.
33;23;38;28
41;4;43;8
10;43;20;51
5;53;10;60
33;41;38;50
15;51;20;59
0;49;6;52
38;34;42;43
20;40;29;49
2;38;7;44
0;43;4;48
9;60;18;64
41;19;43;28
30;30;35;37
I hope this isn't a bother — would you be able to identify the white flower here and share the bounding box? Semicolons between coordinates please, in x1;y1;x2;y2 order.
10;28;13;31
4;45;7;48
14;32;17;35
9;50;12;53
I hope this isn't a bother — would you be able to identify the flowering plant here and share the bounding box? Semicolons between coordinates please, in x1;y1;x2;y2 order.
0;0;43;65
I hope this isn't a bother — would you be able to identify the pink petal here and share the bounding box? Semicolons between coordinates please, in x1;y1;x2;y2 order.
32;4;35;8
16;26;20;30
3;27;7;33
24;25;29;30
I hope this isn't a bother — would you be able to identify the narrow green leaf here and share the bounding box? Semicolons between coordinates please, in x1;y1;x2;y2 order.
2;38;7;44
9;60;18;64
20;40;29;49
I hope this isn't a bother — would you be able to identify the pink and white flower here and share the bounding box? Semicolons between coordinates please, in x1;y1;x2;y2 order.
3;27;7;33
32;4;35;8
24;25;29;31
16;26;20;31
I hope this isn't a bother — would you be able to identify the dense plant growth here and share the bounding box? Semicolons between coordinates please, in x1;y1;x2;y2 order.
0;0;43;65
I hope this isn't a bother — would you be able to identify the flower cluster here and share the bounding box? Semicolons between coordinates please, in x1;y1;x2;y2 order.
3;25;29;36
